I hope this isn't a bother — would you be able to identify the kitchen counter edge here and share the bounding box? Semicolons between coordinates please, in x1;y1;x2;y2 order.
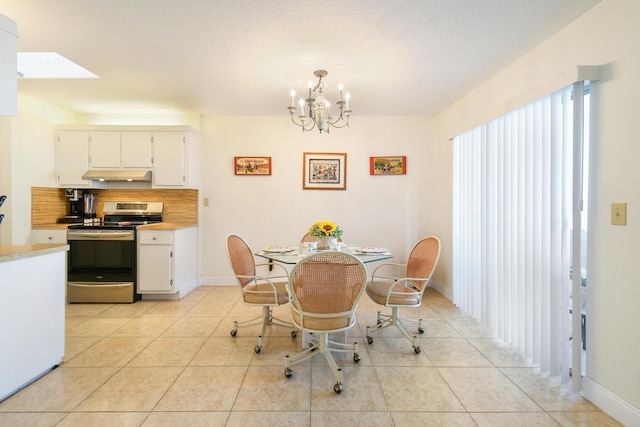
0;244;69;264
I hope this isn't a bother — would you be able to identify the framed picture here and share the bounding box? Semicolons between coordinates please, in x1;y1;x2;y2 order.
370;156;407;175
234;156;272;175
303;152;347;190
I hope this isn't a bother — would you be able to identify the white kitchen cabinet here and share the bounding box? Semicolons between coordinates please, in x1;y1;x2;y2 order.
56;131;91;187
121;132;152;168
152;129;200;188
0;13;18;116
137;227;197;298
33;229;67;244
55;126;199;189
89;131;121;168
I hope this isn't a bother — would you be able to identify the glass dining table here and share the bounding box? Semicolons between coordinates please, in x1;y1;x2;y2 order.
255;244;393;265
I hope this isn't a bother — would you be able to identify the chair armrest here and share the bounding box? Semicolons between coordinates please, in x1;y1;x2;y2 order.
371;262;407;281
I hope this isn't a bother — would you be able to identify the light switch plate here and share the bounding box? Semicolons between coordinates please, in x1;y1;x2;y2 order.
611;202;627;225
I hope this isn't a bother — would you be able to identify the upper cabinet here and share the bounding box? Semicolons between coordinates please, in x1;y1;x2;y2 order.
0;14;18;116
151;130;200;188
56;131;91;187
55;126;199;189
121;132;152;168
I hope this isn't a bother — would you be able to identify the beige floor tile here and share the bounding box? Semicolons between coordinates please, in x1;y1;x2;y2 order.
185;301;234;317
160;315;223;337
65;304;114;317
468;338;536;368
375;366;466;412
471;412;560;426
64;316;90;330
227;411;310;427
62;337;102;362
128;336;206;366
0;367;118;412
63;337;154;367
189;336;256;366
96;301;158;318
74;367;183;412
56;411;149;427
422;337;493;367
438;367;542;412
65;317;132;338
501;367;601;412
110;316;179;337
154;366;247;411
391;412;477;427
142;411;229;426
548;410;623;426
444;317;494;338
0;412;67;427
250;336;303;365
311;411;394;426
143;301;198;317
233;365;311;411
365;337;433;367
310;366;387;412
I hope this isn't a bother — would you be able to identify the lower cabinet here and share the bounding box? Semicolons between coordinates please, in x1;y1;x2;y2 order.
137;227;197;298
33;229;67;244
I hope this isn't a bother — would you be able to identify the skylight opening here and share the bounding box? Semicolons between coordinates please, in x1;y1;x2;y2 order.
17;52;99;79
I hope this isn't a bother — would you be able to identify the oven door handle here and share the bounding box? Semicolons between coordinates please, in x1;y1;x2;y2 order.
68;283;132;288
68;232;133;239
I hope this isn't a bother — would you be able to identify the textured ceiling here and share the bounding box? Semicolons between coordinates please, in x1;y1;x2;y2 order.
1;0;600;117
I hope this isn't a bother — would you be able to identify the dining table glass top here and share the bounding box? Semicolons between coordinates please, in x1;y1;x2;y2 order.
255;244;393;265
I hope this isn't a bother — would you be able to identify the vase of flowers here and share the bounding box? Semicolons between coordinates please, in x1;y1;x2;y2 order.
309;220;343;250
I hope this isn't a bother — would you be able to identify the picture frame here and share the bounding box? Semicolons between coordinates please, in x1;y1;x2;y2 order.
370;156;407;175
234;156;272;175
303;152;347;190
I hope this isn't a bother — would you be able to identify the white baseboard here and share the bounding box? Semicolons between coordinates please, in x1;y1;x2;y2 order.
582;376;640;426
429;279;452;300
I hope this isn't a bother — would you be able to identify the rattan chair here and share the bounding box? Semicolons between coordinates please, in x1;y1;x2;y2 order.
226;234;296;353
284;251;367;394
365;236;441;354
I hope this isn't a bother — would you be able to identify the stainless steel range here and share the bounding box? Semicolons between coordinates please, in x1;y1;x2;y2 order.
66;202;163;303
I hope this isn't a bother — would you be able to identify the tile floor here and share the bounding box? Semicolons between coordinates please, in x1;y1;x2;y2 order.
0;286;621;426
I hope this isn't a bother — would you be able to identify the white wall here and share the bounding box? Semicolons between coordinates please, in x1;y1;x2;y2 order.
198;115;439;286
434;0;640;422
0;95;74;244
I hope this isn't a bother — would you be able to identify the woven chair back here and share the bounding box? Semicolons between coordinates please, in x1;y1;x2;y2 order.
226;234;257;288
406;236;441;291
289;252;366;331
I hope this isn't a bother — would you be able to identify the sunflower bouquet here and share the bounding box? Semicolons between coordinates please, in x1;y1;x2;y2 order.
308;220;343;238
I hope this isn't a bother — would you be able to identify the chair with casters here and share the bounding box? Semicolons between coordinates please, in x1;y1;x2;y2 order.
284;251;367;394
364;236;441;354
225;234;297;353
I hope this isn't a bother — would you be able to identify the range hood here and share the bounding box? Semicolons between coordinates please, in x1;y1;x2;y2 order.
82;170;152;182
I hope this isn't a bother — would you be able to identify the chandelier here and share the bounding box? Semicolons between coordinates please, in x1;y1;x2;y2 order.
287;70;351;133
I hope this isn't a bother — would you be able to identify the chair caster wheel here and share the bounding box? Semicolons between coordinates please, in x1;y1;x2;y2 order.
334;382;343;394
366;336;373;345
414;346;421;354
353;353;361;363
418;327;424;334
230;330;237;337
284;367;293;378
291;331;298;338
254;345;261;353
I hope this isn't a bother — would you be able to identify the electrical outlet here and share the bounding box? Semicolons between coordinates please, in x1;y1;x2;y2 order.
203;198;209;207
611;202;627;225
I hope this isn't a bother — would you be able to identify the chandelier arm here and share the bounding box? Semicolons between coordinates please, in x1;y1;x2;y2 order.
290;113;316;132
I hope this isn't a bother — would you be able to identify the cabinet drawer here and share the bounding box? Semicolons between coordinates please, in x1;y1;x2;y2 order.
33;229;67;244
138;232;172;245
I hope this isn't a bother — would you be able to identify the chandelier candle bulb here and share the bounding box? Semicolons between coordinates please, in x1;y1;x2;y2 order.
290;89;295;107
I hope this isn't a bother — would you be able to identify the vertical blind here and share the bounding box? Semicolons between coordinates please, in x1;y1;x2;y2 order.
452;83;585;386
